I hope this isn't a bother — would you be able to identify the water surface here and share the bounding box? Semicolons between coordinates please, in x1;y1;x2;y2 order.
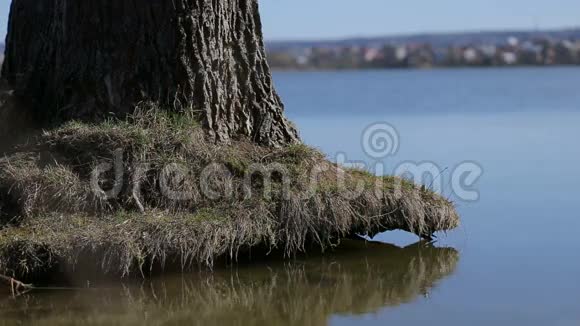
2;67;580;325
1;241;458;325
280;68;580;325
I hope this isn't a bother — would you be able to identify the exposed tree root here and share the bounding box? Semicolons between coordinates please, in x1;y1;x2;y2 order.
0;273;33;296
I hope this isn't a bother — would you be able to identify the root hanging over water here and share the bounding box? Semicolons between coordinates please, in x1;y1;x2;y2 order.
0;273;32;296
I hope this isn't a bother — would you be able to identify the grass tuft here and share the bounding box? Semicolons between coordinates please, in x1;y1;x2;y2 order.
0;109;459;280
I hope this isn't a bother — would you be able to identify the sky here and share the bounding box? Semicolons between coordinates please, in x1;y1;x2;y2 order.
1;0;579;42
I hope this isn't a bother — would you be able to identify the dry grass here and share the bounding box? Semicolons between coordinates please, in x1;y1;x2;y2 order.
0;108;459;279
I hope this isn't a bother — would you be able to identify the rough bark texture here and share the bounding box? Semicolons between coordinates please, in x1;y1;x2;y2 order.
1;0;299;147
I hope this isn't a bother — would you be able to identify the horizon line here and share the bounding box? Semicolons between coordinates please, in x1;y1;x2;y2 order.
265;25;580;43
2;26;579;46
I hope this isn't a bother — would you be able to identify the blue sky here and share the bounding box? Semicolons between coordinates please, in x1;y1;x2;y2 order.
1;0;579;41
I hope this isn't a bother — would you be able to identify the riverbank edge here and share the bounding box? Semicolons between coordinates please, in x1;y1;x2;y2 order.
0;110;459;282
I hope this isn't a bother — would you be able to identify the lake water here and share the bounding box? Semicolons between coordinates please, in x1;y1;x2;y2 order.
2;67;580;325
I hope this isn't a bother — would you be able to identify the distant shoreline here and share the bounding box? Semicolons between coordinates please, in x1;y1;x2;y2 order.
270;64;580;73
266;27;580;48
266;27;580;71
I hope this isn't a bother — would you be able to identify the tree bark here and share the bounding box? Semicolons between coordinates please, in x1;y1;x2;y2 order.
1;0;299;147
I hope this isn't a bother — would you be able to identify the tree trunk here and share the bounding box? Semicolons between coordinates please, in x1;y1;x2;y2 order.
1;0;299;147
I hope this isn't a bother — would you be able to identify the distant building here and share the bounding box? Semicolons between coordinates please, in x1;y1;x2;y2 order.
507;37;519;47
296;55;309;66
463;48;478;63
364;48;381;62
479;45;497;57
501;52;518;65
395;46;408;61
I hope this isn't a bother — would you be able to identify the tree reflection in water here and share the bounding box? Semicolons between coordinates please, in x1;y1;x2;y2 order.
0;240;459;326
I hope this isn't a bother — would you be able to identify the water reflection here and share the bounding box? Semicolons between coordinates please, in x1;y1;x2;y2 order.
0;240;458;326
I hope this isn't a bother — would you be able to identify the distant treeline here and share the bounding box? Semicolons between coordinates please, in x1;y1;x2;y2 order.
266;28;580;70
3;28;580;71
